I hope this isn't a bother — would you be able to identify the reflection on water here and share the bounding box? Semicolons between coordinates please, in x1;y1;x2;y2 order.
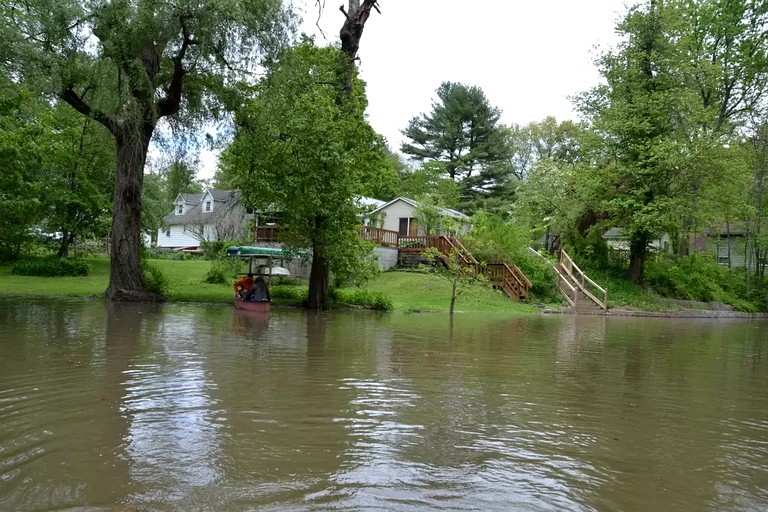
0;300;767;511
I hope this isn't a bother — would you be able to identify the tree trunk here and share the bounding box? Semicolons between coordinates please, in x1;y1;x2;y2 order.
339;0;378;63
105;120;156;301
629;231;648;285
307;216;330;310
56;231;74;258
449;277;458;317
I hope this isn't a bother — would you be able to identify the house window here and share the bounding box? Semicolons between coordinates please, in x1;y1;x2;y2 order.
165;230;171;237
398;217;418;236
176;204;183;214
205;201;212;212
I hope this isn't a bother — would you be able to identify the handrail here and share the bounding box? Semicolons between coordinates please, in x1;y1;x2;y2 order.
559;249;608;310
529;247;577;306
485;262;530;302
359;226;399;247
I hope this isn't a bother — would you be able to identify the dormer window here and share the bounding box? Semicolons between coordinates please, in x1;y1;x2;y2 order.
176;204;183;214
205;201;212;212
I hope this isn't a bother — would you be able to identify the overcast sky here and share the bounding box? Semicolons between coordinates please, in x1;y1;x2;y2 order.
196;0;628;179
300;0;627;147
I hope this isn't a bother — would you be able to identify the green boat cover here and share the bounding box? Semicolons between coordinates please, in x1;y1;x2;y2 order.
226;246;309;258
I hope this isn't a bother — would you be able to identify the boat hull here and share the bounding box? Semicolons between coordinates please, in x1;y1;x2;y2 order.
234;299;271;313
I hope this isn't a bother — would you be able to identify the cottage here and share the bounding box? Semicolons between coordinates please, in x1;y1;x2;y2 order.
603;228;670;253
366;197;471;237
157;188;250;250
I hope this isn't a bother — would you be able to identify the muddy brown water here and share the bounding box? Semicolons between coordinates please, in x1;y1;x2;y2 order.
1;299;767;511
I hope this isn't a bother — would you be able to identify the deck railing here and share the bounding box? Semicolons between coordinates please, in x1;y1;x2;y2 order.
359;226;399;247
559;249;608;310
254;225;287;242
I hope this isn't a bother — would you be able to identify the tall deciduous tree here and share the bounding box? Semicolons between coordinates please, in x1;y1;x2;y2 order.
579;0;691;284
401;82;512;206
224;42;385;309
577;0;768;284
0;72;43;260
1;0;293;299
42;112;115;257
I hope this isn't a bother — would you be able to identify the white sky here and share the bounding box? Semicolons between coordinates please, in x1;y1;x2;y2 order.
196;0;627;179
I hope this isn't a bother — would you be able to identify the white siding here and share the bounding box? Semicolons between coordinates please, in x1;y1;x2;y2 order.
380;200;418;233
156;225;200;249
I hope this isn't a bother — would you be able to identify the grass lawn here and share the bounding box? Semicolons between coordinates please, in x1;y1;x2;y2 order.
357;269;540;313
0;258;542;313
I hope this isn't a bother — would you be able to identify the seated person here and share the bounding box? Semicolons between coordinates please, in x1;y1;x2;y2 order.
249;276;271;302
233;273;255;300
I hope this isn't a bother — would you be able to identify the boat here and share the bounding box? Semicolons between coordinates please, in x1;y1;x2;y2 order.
234;298;271;313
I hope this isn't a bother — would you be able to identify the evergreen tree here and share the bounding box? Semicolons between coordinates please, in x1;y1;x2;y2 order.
401;82;512;208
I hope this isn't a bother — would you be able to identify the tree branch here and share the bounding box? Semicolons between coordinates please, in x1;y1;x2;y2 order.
158;13;197;118
60;86;117;135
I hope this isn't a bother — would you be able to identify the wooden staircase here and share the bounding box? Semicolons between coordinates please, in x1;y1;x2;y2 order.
486;262;532;302
431;237;531;302
557;249;608;313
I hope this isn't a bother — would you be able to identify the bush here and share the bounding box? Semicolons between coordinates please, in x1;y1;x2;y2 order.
331;288;394;311
270;285;308;302
11;258;90;277
203;261;229;284
143;263;170;295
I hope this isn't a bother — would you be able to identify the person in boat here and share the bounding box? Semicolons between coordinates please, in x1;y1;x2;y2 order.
233;273;255;300
249;276;271;302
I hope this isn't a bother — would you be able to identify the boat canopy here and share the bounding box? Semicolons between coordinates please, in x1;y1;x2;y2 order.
226;246;309;259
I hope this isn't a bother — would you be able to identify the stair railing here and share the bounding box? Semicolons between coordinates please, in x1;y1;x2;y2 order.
528;247;577;307
559;249;608;310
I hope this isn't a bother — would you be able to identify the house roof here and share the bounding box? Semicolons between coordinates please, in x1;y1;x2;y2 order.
356;196;386;209
164;188;242;225
369;197;470;220
603;227;626;239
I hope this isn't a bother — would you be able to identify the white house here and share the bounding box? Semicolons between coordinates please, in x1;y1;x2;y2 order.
603;227;671;252
366;197;471;237
157;188;251;250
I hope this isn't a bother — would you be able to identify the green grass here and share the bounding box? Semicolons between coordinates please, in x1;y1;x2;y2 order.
583;267;666;310
0;258;541;313
354;269;539;313
0;257;110;297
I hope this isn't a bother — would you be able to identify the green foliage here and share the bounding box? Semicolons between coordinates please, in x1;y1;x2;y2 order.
399;162;460;207
143;263;170;295
515;257;561;305
413;193;449;236
463;211;531;263
646;254;741;303
224;40;387;307
11;258;90;277
331;240;381;288
203;261;229;284
0;73;44;260
331;288;393;311
3;0;294;295
270;285;309;303
401;81;513;207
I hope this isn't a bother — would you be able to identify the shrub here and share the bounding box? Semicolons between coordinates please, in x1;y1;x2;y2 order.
270;285;308;302
204;261;229;284
143;263;170;295
331;288;394;311
11;258;90;277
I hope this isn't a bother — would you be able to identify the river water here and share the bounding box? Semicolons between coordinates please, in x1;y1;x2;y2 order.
0;299;766;511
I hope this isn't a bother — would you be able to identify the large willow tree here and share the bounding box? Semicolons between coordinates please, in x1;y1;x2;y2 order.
0;0;293;299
